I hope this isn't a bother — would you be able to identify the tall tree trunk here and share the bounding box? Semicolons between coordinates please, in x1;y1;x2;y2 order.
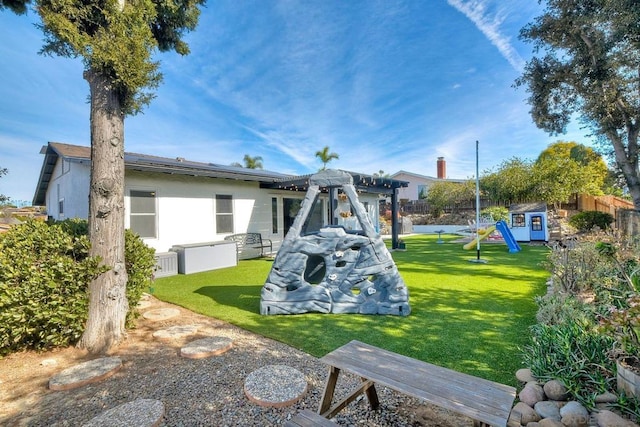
78;68;129;354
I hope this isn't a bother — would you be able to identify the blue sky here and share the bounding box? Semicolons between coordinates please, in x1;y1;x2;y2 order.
0;0;590;203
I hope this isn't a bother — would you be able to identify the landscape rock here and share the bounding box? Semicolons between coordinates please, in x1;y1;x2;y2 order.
520;382;545;407
538;418;564;427
534;401;561;420
593;410;637;427
512;401;540;425
543;379;569;401
559;401;589;427
594;392;618;403
516;368;537;383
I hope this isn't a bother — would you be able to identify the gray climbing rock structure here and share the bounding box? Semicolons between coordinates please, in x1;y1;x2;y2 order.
261;170;410;316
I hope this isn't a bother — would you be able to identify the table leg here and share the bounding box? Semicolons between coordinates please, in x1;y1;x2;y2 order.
319;366;340;416
362;377;380;409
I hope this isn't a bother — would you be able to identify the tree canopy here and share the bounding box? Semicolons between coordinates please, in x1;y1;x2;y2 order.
232;154;263;169
516;0;640;209
0;167;8;204
315;146;339;170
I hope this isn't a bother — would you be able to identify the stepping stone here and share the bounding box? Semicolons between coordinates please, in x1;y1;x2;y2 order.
244;365;307;408
142;308;180;321
49;357;122;391
82;398;164;427
137;299;153;310
180;337;233;359
153;325;199;341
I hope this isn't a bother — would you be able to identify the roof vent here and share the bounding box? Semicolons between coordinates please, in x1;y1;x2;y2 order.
176;157;185;162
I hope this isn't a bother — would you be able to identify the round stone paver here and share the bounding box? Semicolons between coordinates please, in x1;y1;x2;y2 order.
142;308;180;321
152;325;199;341
180;336;233;359
49;357;122;391
82;398;164;427
136;299;153;310
243;365;307;408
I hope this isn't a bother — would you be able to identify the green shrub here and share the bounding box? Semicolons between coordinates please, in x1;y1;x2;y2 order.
0;219;156;355
124;228;156;326
569;211;614;232
481;206;509;222
522;322;617;409
0;220;105;355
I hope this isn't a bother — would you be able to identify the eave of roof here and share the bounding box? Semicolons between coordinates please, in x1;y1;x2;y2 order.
33;142;409;204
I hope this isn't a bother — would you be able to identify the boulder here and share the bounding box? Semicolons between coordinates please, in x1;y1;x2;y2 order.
559;401;589;427
543;379;569;401
520;382;545;407
593;410;638;427
516;368;537;383
534;401;561;420
512;401;540;425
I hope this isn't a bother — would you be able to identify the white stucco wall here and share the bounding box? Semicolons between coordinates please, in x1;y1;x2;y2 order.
46;159;90;220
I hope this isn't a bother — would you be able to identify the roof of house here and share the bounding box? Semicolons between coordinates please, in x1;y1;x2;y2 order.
33;142;408;205
391;170;468;184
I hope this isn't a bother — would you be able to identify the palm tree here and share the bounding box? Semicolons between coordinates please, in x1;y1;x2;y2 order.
231;154;263;169
315;146;339;170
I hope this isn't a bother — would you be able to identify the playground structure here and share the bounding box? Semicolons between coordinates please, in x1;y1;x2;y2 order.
260;170;411;316
463;219;521;253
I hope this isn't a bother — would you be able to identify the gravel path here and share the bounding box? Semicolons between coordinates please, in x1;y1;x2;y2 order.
0;297;469;426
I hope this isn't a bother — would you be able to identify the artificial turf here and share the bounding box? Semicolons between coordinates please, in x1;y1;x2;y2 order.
152;233;549;386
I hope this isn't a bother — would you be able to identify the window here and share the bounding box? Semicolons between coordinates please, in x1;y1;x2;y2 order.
130;190;157;238
58;198;64;216
271;197;278;233
512;213;525;227
216;194;234;233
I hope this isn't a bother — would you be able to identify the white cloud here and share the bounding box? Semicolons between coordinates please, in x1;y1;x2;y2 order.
447;0;525;71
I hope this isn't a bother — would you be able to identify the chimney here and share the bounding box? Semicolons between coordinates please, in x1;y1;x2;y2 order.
437;157;446;179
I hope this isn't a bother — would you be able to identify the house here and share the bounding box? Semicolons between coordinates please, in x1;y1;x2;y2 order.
507;203;549;242
33;142;408;262
391;158;467;202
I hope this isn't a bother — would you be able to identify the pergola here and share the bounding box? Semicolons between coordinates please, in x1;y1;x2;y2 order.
260;172;409;249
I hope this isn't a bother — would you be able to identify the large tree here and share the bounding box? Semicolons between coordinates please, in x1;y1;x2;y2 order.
532;141;609;208
516;0;640;209
4;0;204;353
480;157;535;204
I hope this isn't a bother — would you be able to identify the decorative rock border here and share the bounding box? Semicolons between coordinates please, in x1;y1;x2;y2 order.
142;308;180;321
152;325;199;341
81;398;164;427
513;368;637;426
244;365;307;408
180;337;233;359
49;357;122;391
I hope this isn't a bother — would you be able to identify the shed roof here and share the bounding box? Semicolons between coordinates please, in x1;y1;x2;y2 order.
509;202;548;213
33;142;408;204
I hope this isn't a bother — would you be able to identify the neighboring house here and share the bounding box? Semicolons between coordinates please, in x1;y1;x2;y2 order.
391;169;467;202
33;142;407;255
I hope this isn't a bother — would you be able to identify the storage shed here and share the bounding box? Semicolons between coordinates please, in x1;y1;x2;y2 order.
508;203;549;242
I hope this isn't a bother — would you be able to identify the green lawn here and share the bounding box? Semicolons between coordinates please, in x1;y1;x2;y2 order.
153;234;549;386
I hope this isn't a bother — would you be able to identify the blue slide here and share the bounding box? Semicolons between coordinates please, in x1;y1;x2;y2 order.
495;220;521;253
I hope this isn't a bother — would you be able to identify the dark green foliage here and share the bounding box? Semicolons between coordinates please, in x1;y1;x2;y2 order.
0;219;156;355
523;322;617;409
0;220;105;355
0;0;29;14
481;206;509;222
124;228;156;326
569;211;614;232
